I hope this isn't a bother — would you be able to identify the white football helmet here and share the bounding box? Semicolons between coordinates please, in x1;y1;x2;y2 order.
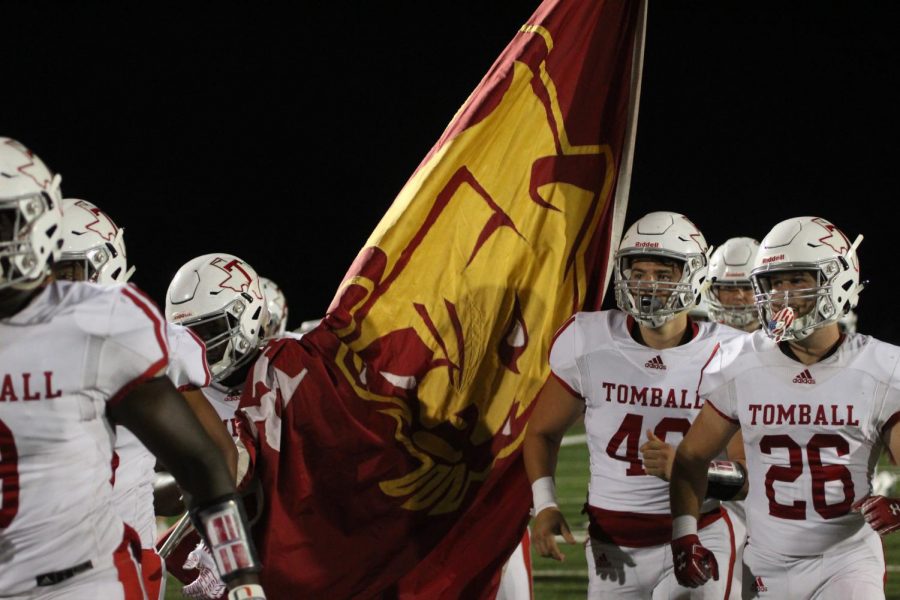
751;216;863;342
704;237;760;331
0;138;63;290
166;253;269;383
614;211;711;328
260;276;288;337
56;198;132;284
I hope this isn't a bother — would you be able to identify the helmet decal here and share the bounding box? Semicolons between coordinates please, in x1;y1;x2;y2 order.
211;257;262;298
812;217;851;255
74;200;119;241
2;138;51;190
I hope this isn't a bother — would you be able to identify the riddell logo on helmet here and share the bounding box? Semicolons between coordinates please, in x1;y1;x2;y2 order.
762;254;785;264
171;311;193;321
634;242;660;248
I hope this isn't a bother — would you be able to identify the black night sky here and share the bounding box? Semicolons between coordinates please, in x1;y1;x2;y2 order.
4;3;898;341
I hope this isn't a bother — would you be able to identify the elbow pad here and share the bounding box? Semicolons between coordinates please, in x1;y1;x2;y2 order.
189;494;261;583
705;460;746;501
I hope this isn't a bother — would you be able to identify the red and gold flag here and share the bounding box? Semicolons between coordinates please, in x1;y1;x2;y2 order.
239;0;646;597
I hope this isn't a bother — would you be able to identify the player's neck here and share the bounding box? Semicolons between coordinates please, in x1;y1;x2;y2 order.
784;325;843;365
219;355;258;392
637;313;691;350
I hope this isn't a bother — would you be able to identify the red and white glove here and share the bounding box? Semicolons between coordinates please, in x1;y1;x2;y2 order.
183;542;226;600
671;534;719;588
853;495;900;536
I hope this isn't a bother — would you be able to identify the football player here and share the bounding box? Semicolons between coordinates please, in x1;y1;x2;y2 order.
669;216;891;599
52;197;238;599
161;253;270;593
166;254;269;448
523;212;747;599
705;237;761;333
0;138;264;599
690;236;762;597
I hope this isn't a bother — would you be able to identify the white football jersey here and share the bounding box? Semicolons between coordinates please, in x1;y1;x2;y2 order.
702;330;900;556
112;321;210;548
201;385;242;440
551;310;743;514
0;281;167;594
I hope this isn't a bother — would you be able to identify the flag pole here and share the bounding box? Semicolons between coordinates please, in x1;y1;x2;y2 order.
602;0;648;297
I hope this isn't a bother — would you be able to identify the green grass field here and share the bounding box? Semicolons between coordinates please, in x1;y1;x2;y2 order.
163;424;900;598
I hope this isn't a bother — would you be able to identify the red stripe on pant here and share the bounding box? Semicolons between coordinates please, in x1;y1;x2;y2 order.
720;509;736;600
521;528;534;600
141;548;165;600
114;525;148;599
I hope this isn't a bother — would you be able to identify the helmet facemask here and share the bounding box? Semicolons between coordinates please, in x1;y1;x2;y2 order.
181;297;259;383
0;182;61;291
54;241;128;283
614;251;706;328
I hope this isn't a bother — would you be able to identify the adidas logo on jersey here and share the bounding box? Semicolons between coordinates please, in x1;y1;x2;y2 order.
792;369;815;384
645;355;666;370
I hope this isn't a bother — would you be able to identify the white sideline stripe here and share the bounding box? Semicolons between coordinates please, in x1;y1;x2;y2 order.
536;566;900;577
561;434;587;447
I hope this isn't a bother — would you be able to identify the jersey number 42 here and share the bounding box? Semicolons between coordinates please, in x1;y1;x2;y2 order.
606;413;691;476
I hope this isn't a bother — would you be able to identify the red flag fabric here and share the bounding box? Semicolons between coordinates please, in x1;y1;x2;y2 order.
238;0;645;597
